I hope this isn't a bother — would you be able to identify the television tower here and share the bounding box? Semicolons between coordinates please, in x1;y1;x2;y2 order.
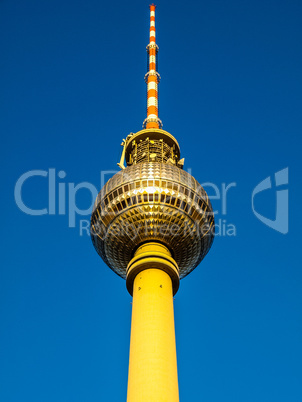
91;5;214;401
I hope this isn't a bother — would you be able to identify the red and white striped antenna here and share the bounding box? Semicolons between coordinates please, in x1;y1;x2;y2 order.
143;4;162;129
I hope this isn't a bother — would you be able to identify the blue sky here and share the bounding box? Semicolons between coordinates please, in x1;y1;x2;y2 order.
1;0;301;401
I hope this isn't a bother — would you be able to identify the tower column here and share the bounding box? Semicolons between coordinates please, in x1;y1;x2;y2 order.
126;243;180;402
90;5;215;400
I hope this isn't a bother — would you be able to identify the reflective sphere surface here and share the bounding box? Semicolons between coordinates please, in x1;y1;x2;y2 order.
91;163;214;279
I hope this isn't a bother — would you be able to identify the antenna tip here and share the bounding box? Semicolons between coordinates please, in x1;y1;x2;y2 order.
150;4;156;10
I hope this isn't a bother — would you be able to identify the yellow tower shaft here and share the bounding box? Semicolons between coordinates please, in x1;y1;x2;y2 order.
126;243;179;402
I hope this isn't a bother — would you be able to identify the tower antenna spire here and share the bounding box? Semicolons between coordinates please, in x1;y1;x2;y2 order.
143;4;162;129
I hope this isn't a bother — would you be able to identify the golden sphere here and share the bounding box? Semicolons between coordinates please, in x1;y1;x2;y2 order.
91;162;214;279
